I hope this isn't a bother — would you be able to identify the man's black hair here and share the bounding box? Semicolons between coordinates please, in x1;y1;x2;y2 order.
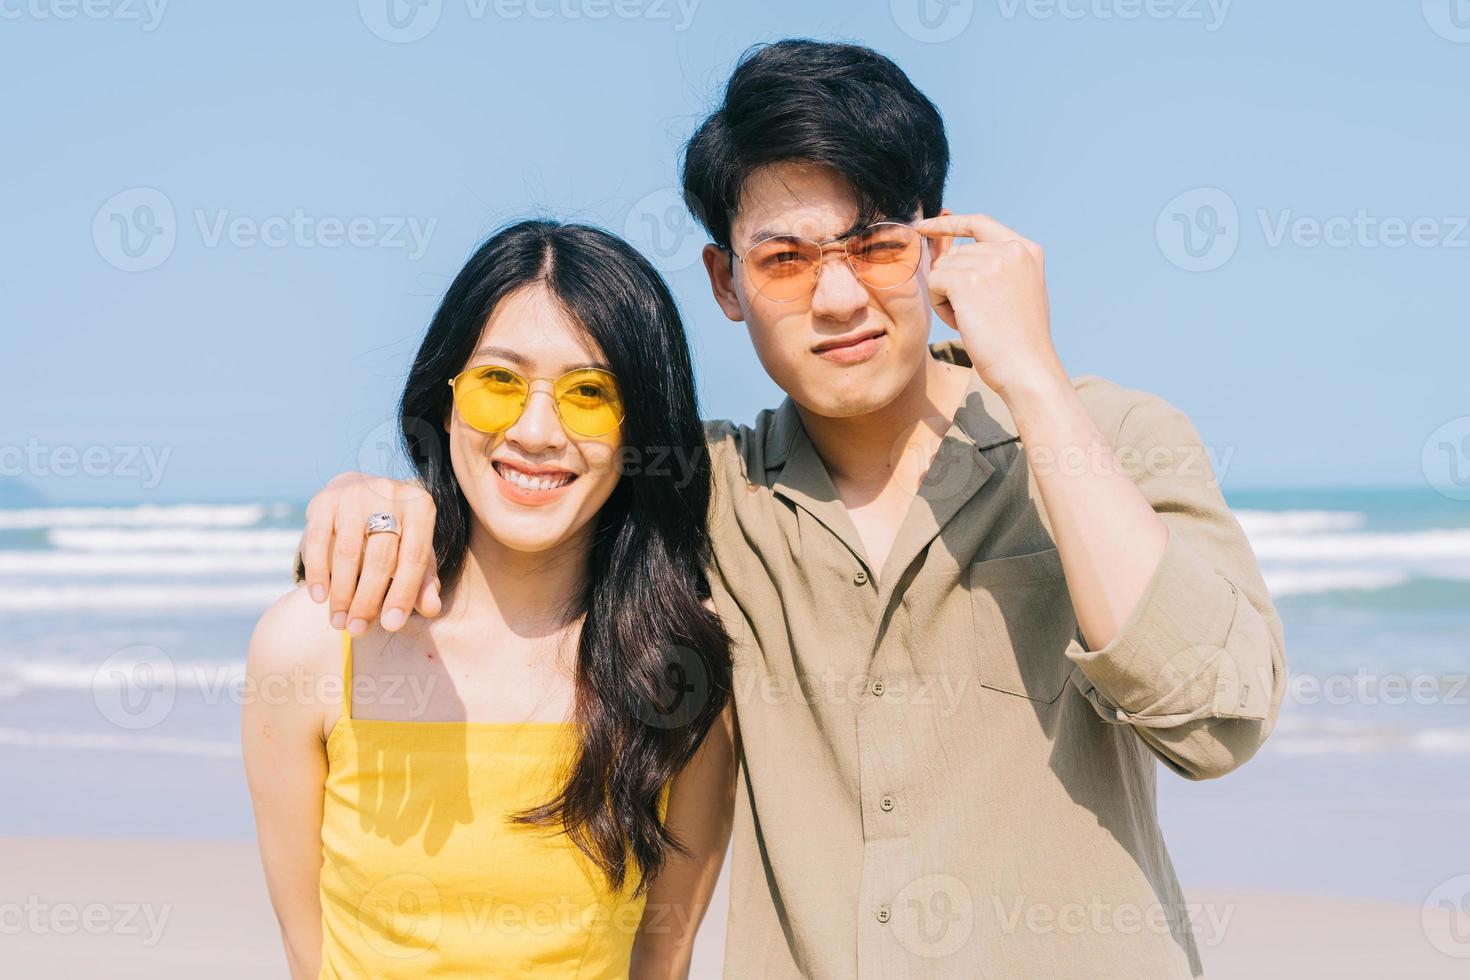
680;39;950;249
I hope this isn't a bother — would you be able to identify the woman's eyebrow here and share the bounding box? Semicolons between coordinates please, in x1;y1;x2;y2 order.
472;346;611;375
570;361;612;374
472;345;528;366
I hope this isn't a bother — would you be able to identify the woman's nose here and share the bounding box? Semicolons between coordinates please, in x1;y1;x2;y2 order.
505;381;567;451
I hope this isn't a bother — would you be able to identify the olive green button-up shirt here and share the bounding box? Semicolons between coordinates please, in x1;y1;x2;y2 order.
703;342;1286;979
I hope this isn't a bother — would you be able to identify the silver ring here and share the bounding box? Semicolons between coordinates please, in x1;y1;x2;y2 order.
365;512;400;536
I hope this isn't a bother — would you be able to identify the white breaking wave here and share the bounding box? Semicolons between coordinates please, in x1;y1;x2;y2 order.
11;519;304;602
1263;568;1412;597
0;726;240;758
0;658;246;694
0;551;287;576
1249;528;1470;562
0;502;287;530
1269;715;1470;756
1235;509;1366;536
0;583;291;612
7;505;1466;609
1270;725;1470;756
1234;509;1470;598
48;527;301;553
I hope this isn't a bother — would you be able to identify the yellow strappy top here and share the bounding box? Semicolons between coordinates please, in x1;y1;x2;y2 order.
318;632;654;978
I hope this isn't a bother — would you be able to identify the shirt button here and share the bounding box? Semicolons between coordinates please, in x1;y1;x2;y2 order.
852;569;869;586
876;905;891;924
870;678;886;697
880;795;895;812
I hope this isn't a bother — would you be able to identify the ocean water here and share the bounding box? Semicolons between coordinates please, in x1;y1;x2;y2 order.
0;488;1466;837
1227;488;1470;759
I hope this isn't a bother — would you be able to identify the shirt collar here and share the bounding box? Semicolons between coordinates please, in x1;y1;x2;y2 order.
763;339;1019;472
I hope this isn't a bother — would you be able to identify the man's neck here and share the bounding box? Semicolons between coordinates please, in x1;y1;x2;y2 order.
798;351;974;500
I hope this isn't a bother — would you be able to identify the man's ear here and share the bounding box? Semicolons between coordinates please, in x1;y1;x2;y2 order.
925;206;956;268
702;243;746;323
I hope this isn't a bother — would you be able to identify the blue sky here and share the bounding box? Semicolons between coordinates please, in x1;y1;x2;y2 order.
2;0;1465;504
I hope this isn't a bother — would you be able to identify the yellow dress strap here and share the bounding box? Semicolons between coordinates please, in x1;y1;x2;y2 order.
340;630;353;721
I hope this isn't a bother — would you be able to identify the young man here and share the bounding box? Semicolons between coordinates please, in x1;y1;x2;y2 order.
295;40;1284;978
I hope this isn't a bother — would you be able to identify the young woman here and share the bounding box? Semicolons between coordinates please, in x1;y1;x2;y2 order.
242;220;735;978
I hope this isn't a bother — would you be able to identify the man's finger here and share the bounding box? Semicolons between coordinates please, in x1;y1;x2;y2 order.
299;498;337;603
346;532;399;636
380;517;435;631
923;267;960;331
912;213;1025;243
416;573;442;619
326;514;366;632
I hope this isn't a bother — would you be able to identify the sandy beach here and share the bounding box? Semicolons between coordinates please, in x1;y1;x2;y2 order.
4;495;1466;977
4;835;1465;979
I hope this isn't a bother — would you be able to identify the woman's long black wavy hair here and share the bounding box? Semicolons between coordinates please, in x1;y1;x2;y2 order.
398;219;731;895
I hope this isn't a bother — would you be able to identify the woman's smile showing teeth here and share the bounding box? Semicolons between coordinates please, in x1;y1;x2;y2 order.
492;460;579;505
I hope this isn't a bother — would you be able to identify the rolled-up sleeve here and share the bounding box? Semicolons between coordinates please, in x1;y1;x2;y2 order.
1067;393;1288;780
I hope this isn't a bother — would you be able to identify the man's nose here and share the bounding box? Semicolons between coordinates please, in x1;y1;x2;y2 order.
808;252;869;322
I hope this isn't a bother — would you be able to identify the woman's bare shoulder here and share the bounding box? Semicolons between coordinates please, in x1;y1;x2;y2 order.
247;585;344;683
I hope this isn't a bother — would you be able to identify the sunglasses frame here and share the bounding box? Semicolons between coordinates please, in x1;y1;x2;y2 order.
446;364;624;439
731;220;924;303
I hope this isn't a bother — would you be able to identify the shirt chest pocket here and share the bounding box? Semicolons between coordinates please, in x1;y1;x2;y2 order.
967;548;1079;704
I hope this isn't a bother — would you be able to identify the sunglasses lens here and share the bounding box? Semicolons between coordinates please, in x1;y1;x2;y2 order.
454;366;527;433
744;236;822;302
847;223;922;289
554;368;624;437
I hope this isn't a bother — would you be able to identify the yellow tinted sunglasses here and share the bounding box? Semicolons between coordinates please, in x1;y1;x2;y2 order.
447;365;624;439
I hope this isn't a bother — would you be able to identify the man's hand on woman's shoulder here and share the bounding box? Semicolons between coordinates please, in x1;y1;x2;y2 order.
296;472;441;635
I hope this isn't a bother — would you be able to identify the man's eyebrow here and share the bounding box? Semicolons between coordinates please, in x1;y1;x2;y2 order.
471;346;611;375
748;228;801;242
745;224;867;245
